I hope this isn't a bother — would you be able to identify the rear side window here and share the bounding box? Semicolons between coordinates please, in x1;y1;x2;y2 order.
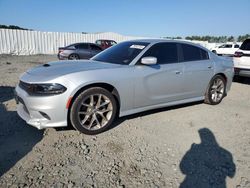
240;39;250;50
181;44;209;62
66;44;76;49
76;43;89;50
234;44;240;48
142;43;178;64
90;44;102;51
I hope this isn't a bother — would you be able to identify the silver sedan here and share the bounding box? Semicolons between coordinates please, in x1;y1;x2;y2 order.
15;39;234;134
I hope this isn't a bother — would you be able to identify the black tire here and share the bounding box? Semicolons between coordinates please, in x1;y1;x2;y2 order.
204;75;226;105
68;54;79;60
70;87;117;135
212;50;217;54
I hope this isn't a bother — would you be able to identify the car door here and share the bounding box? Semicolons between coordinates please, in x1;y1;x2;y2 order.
224;44;233;55
76;43;91;59
89;44;102;57
134;42;185;108
233;44;240;54
180;43;214;98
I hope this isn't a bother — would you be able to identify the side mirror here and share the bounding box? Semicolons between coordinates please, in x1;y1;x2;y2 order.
141;56;157;65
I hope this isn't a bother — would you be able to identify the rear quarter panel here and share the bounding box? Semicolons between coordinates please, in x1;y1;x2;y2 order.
213;55;234;92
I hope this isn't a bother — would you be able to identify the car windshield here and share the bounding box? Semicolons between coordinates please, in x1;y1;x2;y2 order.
92;41;149;64
240;39;250;50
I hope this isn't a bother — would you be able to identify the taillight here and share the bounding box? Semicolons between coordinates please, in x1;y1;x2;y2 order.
59;49;64;53
234;52;243;57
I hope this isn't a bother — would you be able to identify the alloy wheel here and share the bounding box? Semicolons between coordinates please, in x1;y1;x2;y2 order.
210;77;225;103
77;94;113;130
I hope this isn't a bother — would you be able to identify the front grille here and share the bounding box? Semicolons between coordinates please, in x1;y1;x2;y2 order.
19;81;33;94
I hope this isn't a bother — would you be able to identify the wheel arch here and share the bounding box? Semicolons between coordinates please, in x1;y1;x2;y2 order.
67;82;121;126
215;73;227;83
205;73;228;96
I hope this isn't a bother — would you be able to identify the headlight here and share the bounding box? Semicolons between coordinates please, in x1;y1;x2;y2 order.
19;81;67;95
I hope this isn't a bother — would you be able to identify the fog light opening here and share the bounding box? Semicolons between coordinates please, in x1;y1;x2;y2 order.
39;111;51;120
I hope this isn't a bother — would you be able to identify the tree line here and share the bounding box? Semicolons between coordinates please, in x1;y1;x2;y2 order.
0;24;32;31
164;34;250;43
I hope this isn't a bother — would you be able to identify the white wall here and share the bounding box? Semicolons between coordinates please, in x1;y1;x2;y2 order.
0;29;146;55
0;29;228;55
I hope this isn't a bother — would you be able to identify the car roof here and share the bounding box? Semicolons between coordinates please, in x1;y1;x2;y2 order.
69;42;98;46
127;39;209;50
96;39;116;42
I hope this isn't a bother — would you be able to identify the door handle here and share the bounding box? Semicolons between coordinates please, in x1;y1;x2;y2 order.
208;66;213;69
175;71;182;74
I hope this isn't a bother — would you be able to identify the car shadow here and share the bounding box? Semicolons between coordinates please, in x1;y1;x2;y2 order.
107;101;204;132
179;128;236;188
233;77;250;85
0;86;44;177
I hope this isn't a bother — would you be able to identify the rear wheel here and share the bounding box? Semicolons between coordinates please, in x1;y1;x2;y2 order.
205;75;226;105
70;87;117;134
68;54;79;60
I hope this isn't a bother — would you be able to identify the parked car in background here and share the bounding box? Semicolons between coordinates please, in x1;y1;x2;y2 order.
234;39;250;78
96;39;117;50
15;39;234;134
58;43;102;60
212;43;240;56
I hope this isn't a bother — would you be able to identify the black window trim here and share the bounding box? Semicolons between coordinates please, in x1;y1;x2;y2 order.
135;42;210;65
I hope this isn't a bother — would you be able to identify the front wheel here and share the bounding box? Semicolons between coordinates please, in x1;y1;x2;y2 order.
70;87;117;134
205;75;226;105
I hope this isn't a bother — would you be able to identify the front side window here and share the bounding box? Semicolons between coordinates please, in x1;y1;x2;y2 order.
224;44;232;48
181;44;209;62
92;41;149;64
219;44;232;48
234;44;240;48
90;44;102;51
141;43;178;64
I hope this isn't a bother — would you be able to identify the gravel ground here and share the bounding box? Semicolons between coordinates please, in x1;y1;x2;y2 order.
0;55;250;188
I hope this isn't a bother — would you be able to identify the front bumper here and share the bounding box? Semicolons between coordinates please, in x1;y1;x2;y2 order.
15;85;68;129
234;67;250;77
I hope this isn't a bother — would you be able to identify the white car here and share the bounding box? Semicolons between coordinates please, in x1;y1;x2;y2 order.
212;43;240;56
234;39;250;78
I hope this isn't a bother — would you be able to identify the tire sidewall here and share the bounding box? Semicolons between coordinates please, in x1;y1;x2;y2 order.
70;87;117;135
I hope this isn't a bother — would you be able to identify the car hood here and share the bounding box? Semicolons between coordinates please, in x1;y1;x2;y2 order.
26;60;122;78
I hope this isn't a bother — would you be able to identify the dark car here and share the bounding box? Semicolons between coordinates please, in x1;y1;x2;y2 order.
95;39;117;50
58;43;103;60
